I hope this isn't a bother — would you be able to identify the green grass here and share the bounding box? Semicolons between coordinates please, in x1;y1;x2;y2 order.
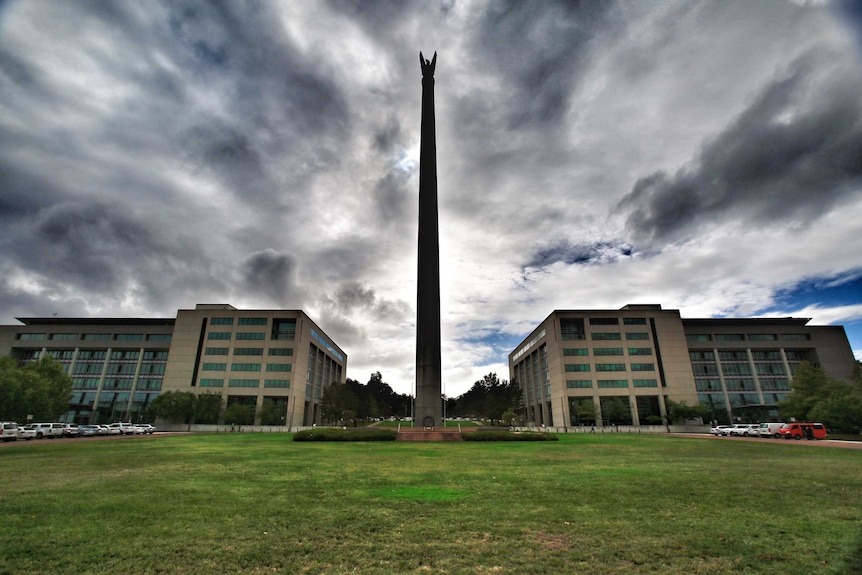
1;434;861;574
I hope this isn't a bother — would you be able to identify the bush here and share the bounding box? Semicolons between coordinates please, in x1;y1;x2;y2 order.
293;428;397;442
462;431;559;442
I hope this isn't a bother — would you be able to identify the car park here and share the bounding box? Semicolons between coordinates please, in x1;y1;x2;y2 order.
730;424;760;437
1;422;19;442
62;423;80;438
16;426;36;440
710;425;733;436
101;425;120;435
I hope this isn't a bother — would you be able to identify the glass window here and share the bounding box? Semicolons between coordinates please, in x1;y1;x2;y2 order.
715;334;745;341
563;348;589;356
560;318;585;341
566;380;592;388
208;332;231;340
781;333;810;341
238;318;268;325
264;379;291;388
686;334;711;343
630;363;655;371
748;334;776;341
268;348;294;356
626;332;650;340
200;379;224;387
111;350;140;360
115;334;143;341
228;379;259;388
594;348;623;356
147;334;172;342
82;333;111;341
595;364;626;372
623;318;647;325
725;378;755;391
589;317;619;325
591;332;621;341
565;364;591;372
266;363;292;372
628;348;653;356
210;317;234;325
695;378;722;391
234;348;264;356
203;363;226;371
598;380;628;388
231;363;261;371
19;333;47;340
49;333;78;340
692;364;719;376
236;332;266;340
632;379;658;387
689;351;715;361
205;347;229;355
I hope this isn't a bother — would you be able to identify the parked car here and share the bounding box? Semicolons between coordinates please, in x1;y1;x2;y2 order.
710;425;733;436
101;425;120;435
757;422;785;438
1;422;19;442
62;423;80;438
778;422;827;440
730;424;760;437
136;424;156;434
16;426;36;440
79;425;100;437
109;422;137;435
31;423;64;439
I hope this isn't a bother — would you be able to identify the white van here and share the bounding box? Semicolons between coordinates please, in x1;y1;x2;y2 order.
758;422;784;438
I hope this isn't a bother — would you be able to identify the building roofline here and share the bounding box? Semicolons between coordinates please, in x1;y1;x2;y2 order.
15;317;176;327
681;317;812;327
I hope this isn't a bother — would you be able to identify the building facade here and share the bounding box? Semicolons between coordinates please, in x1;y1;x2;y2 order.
0;304;346;427
509;305;856;427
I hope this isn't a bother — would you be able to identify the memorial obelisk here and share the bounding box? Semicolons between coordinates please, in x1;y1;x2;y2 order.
414;51;443;428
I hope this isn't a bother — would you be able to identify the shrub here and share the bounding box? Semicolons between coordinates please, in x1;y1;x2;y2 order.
462;431;558;442
293;427;397;441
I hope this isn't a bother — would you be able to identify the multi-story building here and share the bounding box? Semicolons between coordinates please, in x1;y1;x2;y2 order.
509;305;856;427
0;304;346;427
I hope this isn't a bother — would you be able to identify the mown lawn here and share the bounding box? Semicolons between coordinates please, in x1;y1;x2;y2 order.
1;434;860;574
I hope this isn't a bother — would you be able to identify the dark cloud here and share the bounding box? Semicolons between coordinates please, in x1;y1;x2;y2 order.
525;239;634;271
618;48;862;245
471;0;612;129
239;249;299;305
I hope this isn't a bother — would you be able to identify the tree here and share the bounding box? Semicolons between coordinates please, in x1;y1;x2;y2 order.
320;381;358;425
195;393;223;425
574;399;597;425
665;399;705;424
223;402;254;426
454;373;521;424
779;362;862;433
603;398;631;425
0;356;73;422
150;391;196;426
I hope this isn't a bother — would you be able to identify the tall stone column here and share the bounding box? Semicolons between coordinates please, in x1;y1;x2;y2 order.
415;51;443;428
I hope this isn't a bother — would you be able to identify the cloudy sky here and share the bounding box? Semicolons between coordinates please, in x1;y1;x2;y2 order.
1;0;861;396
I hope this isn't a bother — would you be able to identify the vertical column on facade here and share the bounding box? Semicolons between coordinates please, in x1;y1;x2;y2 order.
91;348;112;424
746;348;766;405
714;347;733;422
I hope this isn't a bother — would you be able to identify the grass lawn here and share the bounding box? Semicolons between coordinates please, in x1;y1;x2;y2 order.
1;434;860;574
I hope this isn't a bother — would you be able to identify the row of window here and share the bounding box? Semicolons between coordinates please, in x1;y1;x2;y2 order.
202;363;292;372
566;379;658;389
565;363;656;372
690;350;809;362
204;347;293;356
73;377;163;391
210;317;268;325
208;332;266;341
18;333;172;342
199;379;291;388
686;333;811;343
564;347;652;356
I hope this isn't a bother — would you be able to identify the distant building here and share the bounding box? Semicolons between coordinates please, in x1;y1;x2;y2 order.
509;305;856;427
0;304;346;427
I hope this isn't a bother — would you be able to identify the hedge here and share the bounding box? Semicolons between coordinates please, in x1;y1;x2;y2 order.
293;427;397;441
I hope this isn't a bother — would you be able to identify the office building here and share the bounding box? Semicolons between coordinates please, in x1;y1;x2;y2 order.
509;305;856;427
0;304;346;427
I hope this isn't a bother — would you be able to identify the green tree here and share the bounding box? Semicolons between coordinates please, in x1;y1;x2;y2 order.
575;399;597;425
150;391;196;426
665;399;705;424
223;402;254;426
603;398;631;425
195;393;223;425
779;362;862;433
320;381;358;425
259;401;285;426
0;356;72;422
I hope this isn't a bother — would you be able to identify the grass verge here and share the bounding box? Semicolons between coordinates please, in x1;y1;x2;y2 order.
1;434;860;574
